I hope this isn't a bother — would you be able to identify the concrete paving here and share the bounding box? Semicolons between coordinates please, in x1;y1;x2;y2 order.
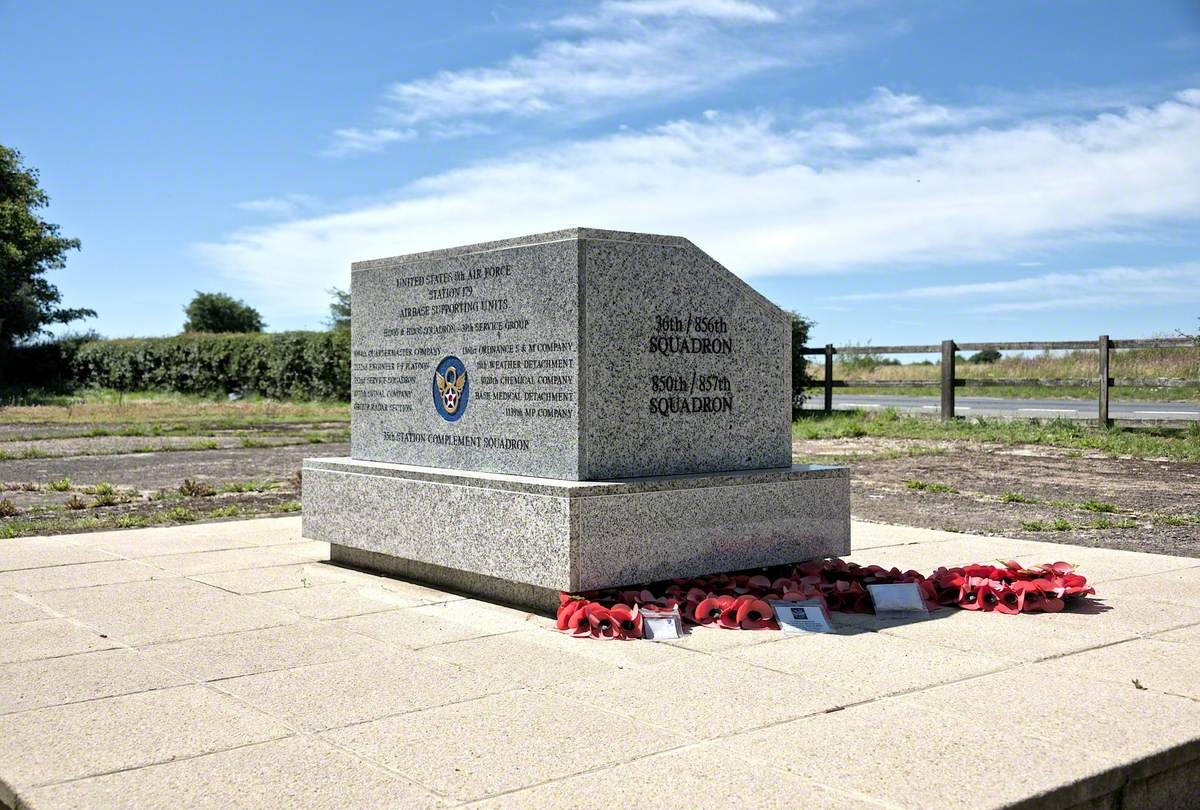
0;516;1198;809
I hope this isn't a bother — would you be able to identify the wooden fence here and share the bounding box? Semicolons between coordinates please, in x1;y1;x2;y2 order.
796;337;1197;424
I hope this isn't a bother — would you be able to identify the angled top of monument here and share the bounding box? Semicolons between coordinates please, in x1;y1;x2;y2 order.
350;228;792;481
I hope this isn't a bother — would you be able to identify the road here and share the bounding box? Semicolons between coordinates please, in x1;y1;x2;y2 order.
800;394;1200;422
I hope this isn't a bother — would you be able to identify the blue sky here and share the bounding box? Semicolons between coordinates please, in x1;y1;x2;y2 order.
4;0;1199;346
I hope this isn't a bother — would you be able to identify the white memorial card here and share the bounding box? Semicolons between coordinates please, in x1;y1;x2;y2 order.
641;606;682;641
770;600;834;633
867;583;929;618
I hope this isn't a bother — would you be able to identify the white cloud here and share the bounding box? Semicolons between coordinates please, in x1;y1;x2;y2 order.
198;89;1200;319
324;127;416;157
234;194;317;217
330;1;864;146
552;0;782;29
834;264;1200;313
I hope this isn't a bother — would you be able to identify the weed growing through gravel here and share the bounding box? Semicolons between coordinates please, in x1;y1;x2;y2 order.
1154;514;1200;526
178;479;216;497
1000;491;1033;503
0;499;19;517
47;478;72;492
1086;518;1137;529
1080;500;1119;513
274;500;301;513
906;480;958;493
218;480;276;493
64;495;88;510
163;506;197;522
91;492;119;508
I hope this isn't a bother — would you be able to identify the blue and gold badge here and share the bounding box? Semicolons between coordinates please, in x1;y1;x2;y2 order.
432;356;469;421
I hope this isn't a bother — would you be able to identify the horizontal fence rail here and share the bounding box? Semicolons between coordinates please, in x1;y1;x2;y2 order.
797;337;1198;424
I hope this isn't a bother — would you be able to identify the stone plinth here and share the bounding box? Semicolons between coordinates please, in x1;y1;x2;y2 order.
302;458;849;611
350;228;791;481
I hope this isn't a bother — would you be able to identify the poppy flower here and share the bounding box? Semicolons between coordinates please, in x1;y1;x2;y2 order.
565;602;592;636
718;595;741;629
693;595;725;626
586;604;620;639
609;603;642;639
736;597;775;630
556;598;586;632
995;587;1021;615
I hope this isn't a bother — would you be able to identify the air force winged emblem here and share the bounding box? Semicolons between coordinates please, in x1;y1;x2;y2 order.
432;356;469;421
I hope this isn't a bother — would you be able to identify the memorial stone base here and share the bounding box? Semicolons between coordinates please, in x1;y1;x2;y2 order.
302;457;850;612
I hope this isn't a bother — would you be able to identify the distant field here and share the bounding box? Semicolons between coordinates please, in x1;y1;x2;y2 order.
0;391;349;539
0;389;349;427
820;346;1200;401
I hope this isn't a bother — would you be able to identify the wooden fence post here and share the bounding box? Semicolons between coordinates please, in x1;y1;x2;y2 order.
1098;334;1110;427
940;340;956;420
823;344;834;414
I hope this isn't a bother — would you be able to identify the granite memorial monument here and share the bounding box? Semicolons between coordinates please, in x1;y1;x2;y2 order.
303;228;849;610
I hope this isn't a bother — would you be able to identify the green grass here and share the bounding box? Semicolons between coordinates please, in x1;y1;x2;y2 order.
218;480;277;493
1085;518;1138;529
1022;518;1075;532
0;448;49;460
1080;500;1118;513
0;389;350;426
793;409;1200;462
905;479;958;493
835;384;1200;402
1153;514;1200;526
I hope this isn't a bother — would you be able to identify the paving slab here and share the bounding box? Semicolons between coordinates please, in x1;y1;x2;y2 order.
191;561;360;594
0;684;288;796
323;690;680;803
1;515;1198;810
425;626;686;690
33;577;299;646
1033;637;1200;701
26;736;443;810
0;559;165;593
727;627;1010;702
137;620;381;682
0;648;188;715
249;581;443;619
332;598;541;649
0;539;116;572
0;595;52;624
216;648;512;732
899;667;1200;781
145;545;318;576
724;699;1120;809
0;618;117;665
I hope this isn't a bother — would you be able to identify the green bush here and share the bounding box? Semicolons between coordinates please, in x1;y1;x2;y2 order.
73;331;350;400
0;331;98;393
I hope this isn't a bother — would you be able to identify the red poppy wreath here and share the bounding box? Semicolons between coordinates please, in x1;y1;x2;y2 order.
556;558;1096;640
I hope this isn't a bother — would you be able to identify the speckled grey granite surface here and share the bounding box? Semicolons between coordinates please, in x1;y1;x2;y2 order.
348;228;791;481
302;459;849;601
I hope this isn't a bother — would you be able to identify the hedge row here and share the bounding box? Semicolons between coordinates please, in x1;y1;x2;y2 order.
72;331;351;400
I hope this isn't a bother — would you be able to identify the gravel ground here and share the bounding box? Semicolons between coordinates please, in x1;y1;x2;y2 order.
2;420;1196;556
795;437;1200;557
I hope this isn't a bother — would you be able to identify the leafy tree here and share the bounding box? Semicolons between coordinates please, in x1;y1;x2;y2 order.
326;287;350;331
0;145;94;350
968;348;1002;364
790;312;815;418
182;292;265;333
